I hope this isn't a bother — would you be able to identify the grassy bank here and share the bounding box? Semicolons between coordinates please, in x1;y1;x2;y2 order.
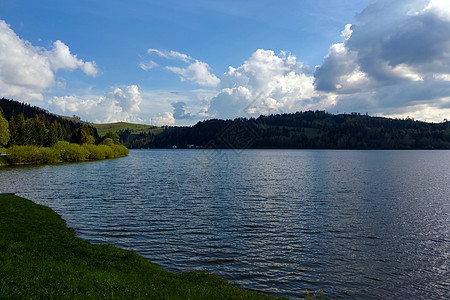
0;194;281;299
3;142;129;165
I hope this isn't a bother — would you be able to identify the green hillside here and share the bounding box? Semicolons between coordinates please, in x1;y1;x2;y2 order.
115;111;450;149
93;122;162;137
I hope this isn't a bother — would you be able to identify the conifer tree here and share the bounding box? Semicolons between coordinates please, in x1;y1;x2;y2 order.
0;109;10;146
8;117;18;145
15;114;26;145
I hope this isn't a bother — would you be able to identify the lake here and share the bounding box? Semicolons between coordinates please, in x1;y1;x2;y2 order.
1;149;449;299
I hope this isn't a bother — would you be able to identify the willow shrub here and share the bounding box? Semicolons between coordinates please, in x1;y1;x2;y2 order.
53;141;89;162
7;145;61;164
82;144;128;160
82;144;106;160
110;144;129;157
7;142;128;165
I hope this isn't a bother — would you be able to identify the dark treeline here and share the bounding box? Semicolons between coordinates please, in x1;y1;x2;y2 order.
0;98;100;146
120;111;450;149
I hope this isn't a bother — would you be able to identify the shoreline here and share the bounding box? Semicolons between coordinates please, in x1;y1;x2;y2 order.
0;194;285;299
0;155;128;167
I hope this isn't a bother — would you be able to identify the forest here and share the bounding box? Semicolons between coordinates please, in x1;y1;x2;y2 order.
0;98;128;164
118;111;450;149
0;98;100;147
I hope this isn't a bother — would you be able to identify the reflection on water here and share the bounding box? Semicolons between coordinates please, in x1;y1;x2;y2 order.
1;150;449;299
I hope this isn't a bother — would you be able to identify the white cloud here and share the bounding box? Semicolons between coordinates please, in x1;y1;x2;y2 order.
206;49;323;119
313;0;450;122
341;24;353;41
380;104;450;123
80;61;99;77
423;0;450;21
0;19;99;101
144;48;220;87
208;86;253;120
142;1;450;124
46;40;99;77
147;49;193;63
0;20;54;100
390;63;423;82
166;60;220;87
150;112;175;126
139;60;159;71
433;73;450;81
48;85;143;123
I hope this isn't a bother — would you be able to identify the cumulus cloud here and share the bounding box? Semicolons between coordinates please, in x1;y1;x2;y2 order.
0;21;53;100
206;49;324;119
0;20;99;101
141;1;449;124
144;48;220;87
172;101;194;120
46;40;99;76
166;60;220;87
314;0;450;121
380;105;450;123
48;85;142;123
150;112;175;126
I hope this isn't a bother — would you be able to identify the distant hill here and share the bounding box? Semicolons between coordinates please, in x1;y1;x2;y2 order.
116;111;450;150
92;122;162;137
2;97;449;150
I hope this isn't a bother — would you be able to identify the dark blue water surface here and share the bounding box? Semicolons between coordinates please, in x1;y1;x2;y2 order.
1;150;449;299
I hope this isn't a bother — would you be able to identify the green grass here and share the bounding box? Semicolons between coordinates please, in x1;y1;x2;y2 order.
93;122;163;137
0;194;282;299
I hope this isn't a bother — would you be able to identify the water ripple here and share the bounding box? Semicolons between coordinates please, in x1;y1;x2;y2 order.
1;149;449;299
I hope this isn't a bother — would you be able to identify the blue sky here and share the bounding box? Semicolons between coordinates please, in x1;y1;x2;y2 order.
1;0;449;124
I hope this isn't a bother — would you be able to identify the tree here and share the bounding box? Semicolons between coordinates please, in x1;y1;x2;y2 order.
72;126;95;145
24;117;46;146
8;117;18;145
102;138;114;146
0;109;10;146
45;122;59;147
14;114;26;145
105;130;120;144
33;116;47;146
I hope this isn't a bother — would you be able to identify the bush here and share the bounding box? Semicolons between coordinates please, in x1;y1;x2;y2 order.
102;138;114;146
7;145;61;164
110;144;129;157
52;141;89;162
38;147;61;163
82;144;106;160
5;142;128;165
96;145;112;158
82;144;128;160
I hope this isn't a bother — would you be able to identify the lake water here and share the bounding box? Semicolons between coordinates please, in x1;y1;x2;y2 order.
1;149;449;299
